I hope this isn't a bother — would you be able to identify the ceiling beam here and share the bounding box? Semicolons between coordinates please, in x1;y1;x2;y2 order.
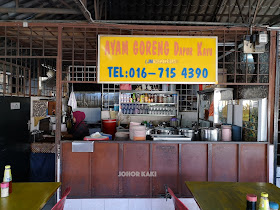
72;0;93;22
236;0;245;23
0;7;81;14
266;14;280;26
211;0;225;22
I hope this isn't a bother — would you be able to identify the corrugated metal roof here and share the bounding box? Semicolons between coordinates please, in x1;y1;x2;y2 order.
0;0;280;26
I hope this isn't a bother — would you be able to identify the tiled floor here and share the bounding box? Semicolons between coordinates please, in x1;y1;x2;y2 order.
64;198;200;210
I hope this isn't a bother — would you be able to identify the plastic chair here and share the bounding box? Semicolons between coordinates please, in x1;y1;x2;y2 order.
167;187;189;210
51;187;71;210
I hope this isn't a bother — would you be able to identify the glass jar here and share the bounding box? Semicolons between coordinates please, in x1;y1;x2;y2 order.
167;95;172;103
158;94;163;103
163;96;167;103
153;94;158;103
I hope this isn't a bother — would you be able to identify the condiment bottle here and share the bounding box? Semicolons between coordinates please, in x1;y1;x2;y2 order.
269;202;279;210
246;194;257;210
1;182;9;197
144;93;148;103
3;165;12;193
259;192;270;210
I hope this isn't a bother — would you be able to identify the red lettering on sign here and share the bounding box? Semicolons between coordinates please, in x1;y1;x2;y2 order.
164;41;169;55
122;41;128;55
197;42;202;56
105;40;110;55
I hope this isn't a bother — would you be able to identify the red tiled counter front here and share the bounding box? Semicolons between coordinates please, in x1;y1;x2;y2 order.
60;141;269;198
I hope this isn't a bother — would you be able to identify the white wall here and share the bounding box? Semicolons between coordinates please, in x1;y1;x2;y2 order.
64;198;200;210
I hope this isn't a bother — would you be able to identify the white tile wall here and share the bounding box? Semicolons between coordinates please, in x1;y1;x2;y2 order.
64;198;200;210
104;199;129;210
128;199;152;210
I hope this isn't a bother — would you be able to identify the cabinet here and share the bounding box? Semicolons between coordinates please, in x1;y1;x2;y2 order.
119;91;178;116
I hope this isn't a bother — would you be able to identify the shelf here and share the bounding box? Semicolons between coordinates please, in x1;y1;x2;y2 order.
120;102;176;105
122;114;176;117
120;90;178;94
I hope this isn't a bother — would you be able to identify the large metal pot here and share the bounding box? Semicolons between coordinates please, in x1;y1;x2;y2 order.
155;126;178;135
211;128;221;141
200;127;211;141
179;128;194;140
201;127;221;141
146;128;155;135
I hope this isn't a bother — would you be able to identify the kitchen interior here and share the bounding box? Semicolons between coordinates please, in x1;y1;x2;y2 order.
0;25;276;198
0;59;271;184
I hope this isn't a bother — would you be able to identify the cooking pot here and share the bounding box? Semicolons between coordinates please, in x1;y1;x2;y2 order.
146;128;155;135
201;127;221;141
155;126;178;135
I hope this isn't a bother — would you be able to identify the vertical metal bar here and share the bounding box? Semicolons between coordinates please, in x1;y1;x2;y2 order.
234;30;237;83
268;31;277;144
84;28;86;81
237;143;241;182
23;66;26;97
5;26;7;57
30;27;32;56
55;26;62;186
16;58;19;95
207;143;212;181
273;31;279;184
29;61;31;97
10;58;12;96
178;144;182;197
72;27;74;82
149;143;153;197
37;59;40;96
43;27;45;57
3;59;6;95
223;30;225;83
118;143;123;196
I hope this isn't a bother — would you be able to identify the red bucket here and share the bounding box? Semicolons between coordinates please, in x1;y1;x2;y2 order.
102;119;117;140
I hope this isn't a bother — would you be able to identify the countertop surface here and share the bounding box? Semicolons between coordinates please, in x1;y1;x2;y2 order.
60;139;269;144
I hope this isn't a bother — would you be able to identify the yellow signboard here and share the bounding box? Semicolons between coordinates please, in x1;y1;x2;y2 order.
98;35;217;84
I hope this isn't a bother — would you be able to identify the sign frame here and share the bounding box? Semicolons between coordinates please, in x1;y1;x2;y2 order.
97;35;218;84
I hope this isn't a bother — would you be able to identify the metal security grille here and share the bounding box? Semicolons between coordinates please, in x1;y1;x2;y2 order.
101;83;120;110
0;25;58;97
176;84;199;111
67;66;96;82
0;23;272;115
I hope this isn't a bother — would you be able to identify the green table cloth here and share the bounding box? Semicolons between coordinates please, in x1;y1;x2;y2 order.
0;182;61;210
186;181;280;210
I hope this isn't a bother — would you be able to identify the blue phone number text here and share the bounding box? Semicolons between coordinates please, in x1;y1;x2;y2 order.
107;67;208;79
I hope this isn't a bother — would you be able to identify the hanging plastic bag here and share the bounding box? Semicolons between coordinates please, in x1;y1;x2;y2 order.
68;92;77;109
120;84;132;90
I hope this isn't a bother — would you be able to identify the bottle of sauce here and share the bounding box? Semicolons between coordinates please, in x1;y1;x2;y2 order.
3;165;12;193
246;194;257;210
259;192;270;210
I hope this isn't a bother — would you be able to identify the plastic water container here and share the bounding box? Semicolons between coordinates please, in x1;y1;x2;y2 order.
221;125;232;141
133;129;146;141
130;124;145;140
129;122;141;140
